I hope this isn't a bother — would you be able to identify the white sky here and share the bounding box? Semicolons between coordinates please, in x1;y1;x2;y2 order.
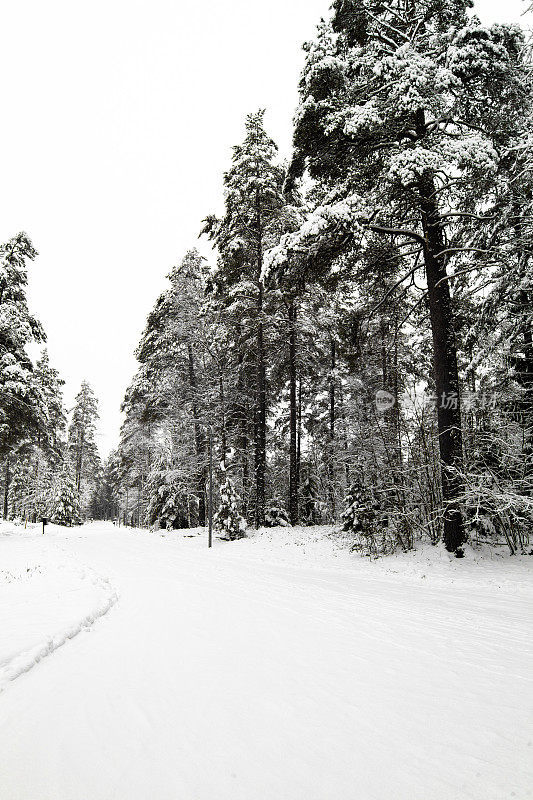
0;0;528;457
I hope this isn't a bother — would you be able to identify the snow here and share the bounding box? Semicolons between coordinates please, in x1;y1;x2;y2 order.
0;520;531;800
0;523;117;693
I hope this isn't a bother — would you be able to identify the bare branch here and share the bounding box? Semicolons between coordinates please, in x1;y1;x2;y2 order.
438;212;496;222
369;224;426;246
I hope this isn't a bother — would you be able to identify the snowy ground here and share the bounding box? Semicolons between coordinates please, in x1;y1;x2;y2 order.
0;520;531;800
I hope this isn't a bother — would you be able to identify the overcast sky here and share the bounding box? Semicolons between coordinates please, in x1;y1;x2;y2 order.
1;0;528;457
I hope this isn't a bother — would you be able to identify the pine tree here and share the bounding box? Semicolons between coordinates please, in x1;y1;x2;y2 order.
135;250;210;525
342;482;374;535
213;463;246;540
272;0;529;553
90;452;121;520
342;480;386;555
68;381;101;511
203;110;285;527
300;469;321;525
33;349;66;460
50;469;81;526
7;460;31;520
0;233;46;518
146;467;189;530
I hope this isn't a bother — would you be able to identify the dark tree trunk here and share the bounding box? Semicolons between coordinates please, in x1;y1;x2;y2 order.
76;430;84;494
297;377;302;495
338;383;350;486
187;342;206;526
254;189;266;528
393;318;402;467
520;288;533;383
234;337;250;505
417;146;465;552
3;455;10;520
514;209;533;481
255;279;266;527
219;374;227;467
288;302;298;524
328;337;337;519
329;338;336;439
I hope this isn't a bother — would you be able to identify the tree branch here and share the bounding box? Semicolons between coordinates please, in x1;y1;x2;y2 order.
369;224;426;246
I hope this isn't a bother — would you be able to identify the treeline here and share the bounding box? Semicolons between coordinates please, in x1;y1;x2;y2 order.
112;1;532;556
4;1;531;555
0;233;102;524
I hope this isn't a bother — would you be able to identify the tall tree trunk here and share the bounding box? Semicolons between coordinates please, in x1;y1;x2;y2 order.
219;374;227;466
187;342;206;526
392;317;402;468
521;288;533;381
328;337;337;519
297;377;302;495
255;280;266;527
338;383;350;486
288;302;298;524
3;454;10;520
76;429;84;494
34;439;40;518
255;191;266;528
235;337;250;508
514;209;533;487
416;132;465;552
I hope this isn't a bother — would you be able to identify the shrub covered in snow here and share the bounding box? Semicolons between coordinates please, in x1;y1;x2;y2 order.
265;499;290;527
341;481;396;556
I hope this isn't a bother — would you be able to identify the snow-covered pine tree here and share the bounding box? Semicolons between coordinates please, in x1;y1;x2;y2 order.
342;482;373;535
300;469;321;525
90;452;122;521
341;480;384;554
50;469;81;526
7;459;31;520
0;233;46;518
457;88;533;554
27;349;68;519
146;449;189;531
135;249;210;526
213;463;246;540
268;0;530;554
202;111;285;528
68;381;101;512
146;472;189;531
33;349;66;461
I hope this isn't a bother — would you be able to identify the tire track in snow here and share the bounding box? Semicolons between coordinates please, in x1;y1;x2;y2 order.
0;546;119;694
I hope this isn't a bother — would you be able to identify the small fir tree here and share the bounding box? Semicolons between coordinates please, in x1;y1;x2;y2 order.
301;471;321;525
342;481;378;540
213;464;246;540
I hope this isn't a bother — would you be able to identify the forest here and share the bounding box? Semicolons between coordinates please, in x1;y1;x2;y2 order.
2;0;532;559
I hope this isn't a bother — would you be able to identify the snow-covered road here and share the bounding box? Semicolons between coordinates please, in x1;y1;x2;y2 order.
0;521;531;800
